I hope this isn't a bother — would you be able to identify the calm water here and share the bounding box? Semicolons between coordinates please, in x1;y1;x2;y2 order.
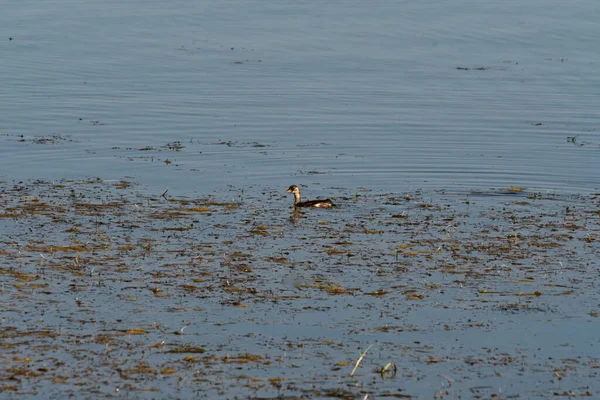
1;1;599;195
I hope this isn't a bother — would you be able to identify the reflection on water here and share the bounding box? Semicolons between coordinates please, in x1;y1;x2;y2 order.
290;208;302;225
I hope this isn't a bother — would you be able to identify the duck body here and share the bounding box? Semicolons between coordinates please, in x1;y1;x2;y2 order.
286;185;335;208
296;199;335;208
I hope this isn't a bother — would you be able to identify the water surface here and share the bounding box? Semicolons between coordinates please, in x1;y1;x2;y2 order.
1;2;600;398
1;1;599;194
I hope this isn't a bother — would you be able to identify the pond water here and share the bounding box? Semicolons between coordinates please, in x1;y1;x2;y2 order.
1;1;600;399
2;1;599;195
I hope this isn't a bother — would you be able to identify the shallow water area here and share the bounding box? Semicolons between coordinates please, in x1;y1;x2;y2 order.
1;180;599;398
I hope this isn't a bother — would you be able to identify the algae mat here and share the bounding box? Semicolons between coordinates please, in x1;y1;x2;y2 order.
1;180;599;398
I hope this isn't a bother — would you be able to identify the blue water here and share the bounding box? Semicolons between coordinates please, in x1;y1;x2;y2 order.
2;1;599;194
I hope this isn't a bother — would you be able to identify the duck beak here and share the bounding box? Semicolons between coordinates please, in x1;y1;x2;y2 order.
286;189;292;193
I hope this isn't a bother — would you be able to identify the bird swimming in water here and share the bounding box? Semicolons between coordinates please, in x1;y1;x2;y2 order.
286;185;335;208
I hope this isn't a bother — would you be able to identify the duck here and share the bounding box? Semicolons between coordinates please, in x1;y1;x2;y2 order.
286;185;335;208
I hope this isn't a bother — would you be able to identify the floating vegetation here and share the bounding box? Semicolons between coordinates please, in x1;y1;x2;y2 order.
11;134;76;144
0;179;598;398
214;140;268;148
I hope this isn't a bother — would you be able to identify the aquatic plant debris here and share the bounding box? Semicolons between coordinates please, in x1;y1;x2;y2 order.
0;179;599;398
350;344;373;377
